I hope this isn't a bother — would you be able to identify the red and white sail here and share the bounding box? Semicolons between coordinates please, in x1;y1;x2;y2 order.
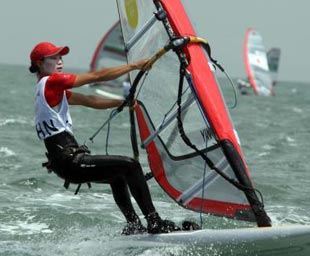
90;21;128;88
243;28;274;96
116;0;270;226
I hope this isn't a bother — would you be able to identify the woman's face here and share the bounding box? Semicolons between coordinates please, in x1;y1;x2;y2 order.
41;54;64;74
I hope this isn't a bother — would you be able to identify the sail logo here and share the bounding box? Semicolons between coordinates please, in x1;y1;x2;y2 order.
200;127;213;143
249;52;269;71
124;0;138;29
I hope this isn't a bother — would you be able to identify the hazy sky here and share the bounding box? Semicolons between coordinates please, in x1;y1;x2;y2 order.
0;0;309;82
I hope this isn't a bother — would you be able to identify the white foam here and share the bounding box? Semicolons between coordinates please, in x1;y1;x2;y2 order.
0;117;30;126
0;147;16;157
0;220;52;235
267;205;310;226
286;136;295;142
262;144;275;150
258;152;270;157
292;107;303;113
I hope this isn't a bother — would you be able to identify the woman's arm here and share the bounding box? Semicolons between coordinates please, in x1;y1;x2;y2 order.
68;91;123;109
72;58;149;88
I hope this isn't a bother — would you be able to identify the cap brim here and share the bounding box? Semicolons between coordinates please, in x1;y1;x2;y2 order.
58;46;69;55
45;46;70;58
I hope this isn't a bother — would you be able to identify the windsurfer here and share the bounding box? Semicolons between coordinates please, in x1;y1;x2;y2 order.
29;41;181;235
237;78;251;95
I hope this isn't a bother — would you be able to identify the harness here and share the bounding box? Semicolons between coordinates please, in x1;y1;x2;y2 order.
42;144;92;195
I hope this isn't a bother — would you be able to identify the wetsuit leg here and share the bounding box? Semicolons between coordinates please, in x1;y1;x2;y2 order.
66;154;156;217
110;176;139;222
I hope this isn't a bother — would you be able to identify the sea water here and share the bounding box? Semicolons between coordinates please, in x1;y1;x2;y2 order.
0;63;310;255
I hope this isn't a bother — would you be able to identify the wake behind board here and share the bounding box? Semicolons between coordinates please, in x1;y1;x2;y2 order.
126;225;310;256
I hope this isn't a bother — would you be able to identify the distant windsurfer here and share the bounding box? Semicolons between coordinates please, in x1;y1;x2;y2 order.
29;41;181;235
237;78;251;95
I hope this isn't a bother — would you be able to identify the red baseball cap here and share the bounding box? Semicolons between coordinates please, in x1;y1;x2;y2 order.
30;42;69;64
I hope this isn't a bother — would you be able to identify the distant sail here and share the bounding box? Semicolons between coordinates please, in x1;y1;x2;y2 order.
90;21;128;88
267;48;281;85
242;28;274;96
116;0;271;226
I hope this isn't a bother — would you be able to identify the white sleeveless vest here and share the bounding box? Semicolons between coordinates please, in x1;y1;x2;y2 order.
34;76;73;140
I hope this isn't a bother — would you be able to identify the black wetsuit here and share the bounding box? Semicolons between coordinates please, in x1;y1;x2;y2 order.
44;131;156;223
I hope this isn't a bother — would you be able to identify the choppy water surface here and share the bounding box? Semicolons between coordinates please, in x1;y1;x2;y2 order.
0;64;309;255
